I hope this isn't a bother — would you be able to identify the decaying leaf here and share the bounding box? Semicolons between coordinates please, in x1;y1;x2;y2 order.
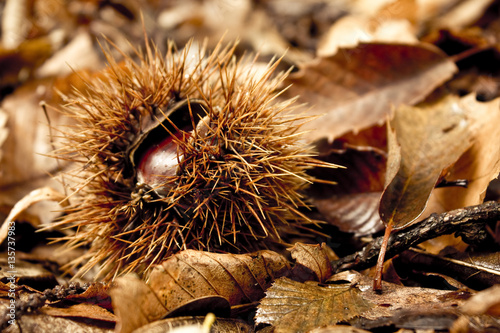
309;142;387;236
432;95;500;211
318;0;418;57
379;95;474;228
284;43;458;142
328;270;474;330
2;311;113;333
288;243;334;283
111;275;168;333
39;303;116;324
460;284;500;316
255;277;373;332
397;249;500;289
0;187;66;244
131;315;252;333
148;250;290;311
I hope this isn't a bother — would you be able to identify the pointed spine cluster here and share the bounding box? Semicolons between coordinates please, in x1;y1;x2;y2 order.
53;39;332;280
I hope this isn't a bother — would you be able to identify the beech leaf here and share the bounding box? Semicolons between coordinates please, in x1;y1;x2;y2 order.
379;95;474;228
111;275;168;333
309;140;387;236
255;277;373;332
288;243;334;283
148;250;290;311
284;43;458;141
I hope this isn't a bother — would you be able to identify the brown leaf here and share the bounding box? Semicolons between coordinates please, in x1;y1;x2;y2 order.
318;0;418;57
309;326;371;333
0;303;113;333
65;283;112;310
397;249;500;289
255;277;373;332
431;96;500;211
0;187;66;244
39;303;116;323
148;250;290;311
461;284;500;316
328;270;473;330
288;243;334;283
309;142;387;236
111;275;168;333
284;43;457;142
131;316;253;333
379;95;474;228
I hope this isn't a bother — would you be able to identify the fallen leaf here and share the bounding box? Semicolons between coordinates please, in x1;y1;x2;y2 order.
397;249;500;289
309;326;371;333
430;0;494;31
255;277;373;332
379;95;474;228
131;316;252;333
460;284;500;316
111;275;168;333
309;142;387;236
288;243;334;283
0;187;66;244
318;0;418;57
284;42;458;142
5;312;113;333
39;303;116;323
328;270;473;330
148;250;290;311
432;95;500;211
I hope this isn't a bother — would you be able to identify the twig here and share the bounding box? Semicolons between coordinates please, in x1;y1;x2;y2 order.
333;201;500;273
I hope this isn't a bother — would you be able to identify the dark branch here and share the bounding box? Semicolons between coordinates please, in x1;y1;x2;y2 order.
333;201;500;272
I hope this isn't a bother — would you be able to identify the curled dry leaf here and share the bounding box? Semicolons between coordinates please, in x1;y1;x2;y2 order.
0;187;66;244
255;277;373;332
318;0;418;57
431;95;500;211
379;95;474;228
288;243;335;283
111;275;168;333
284;43;458;142
460;284;500;316
309;141;387;236
148;250;290;311
397;249;500;289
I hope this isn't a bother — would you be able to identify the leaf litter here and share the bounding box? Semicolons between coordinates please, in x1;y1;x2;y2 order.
1;0;500;332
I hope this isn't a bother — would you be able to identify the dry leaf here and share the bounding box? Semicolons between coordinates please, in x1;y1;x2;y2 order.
0;187;65;244
397;249;500;289
328;270;474;330
285;43;458;142
131;316;252;333
309;326;371;333
111;275;168;333
39;303;116;323
148;250;290;311
460;284;500;316
288;243;334;283
2;311;113;333
431;95;500;211
379;95;474;228
309;143;387;236
255;277;373;332
318;0;418;57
